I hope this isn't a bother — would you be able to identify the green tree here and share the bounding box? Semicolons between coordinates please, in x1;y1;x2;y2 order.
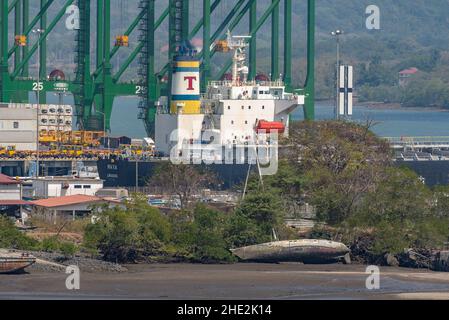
353;167;430;225
0;216;38;250
287;121;391;225
226;191;283;248
173;204;234;262
84;197;172;263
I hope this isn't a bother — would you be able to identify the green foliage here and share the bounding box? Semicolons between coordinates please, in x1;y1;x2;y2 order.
236;192;282;229
0;217;80;255
431;185;449;218
192;205;234;262
84;201;168;262
173;205;235;263
288;121;391;225
59;241;78;257
261;160;303;199
225;213;267;248
93;209;139;262
282;121;449;256
0;216;38;250
402;78;449;108
355;167;430;224
128;194;172;248
84;197;235;263
358;85;404;104
370;221;411;255
226;191;283;248
40;236;78;256
41;236;62;252
357;56;397;87
396;49;441;73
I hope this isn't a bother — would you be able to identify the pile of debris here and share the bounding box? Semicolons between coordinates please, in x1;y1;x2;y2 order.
350;234;449;272
29;251;128;273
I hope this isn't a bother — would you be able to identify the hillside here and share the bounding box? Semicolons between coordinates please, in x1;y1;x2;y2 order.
17;0;449;103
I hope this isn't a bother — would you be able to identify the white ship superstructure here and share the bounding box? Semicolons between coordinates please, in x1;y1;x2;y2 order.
155;32;304;162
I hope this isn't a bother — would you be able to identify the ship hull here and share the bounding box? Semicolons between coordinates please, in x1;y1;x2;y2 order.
0;255;36;274
97;158;253;188
231;240;350;264
396;160;449;186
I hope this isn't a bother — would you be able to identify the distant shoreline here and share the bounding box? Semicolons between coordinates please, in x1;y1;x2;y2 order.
317;99;449;112
357;101;448;112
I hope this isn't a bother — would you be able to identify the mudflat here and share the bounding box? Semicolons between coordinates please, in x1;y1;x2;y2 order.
1;263;449;300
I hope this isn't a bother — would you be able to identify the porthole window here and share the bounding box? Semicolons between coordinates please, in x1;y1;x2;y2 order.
262;105;265;110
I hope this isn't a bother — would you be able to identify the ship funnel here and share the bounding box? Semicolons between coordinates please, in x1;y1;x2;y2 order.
170;41;201;115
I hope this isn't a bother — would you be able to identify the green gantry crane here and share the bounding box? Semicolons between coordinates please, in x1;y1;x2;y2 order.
0;0;315;137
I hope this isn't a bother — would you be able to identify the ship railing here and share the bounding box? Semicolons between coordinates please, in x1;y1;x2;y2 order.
386;136;449;147
208;79;285;88
202;91;300;102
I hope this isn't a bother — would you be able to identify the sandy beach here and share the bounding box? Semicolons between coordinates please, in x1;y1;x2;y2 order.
1;263;449;300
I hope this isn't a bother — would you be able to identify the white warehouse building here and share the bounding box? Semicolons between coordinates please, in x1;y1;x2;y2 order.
0;103;73;151
25;177;104;199
0;103;38;151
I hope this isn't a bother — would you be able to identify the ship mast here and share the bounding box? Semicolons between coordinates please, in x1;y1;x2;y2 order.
225;31;251;85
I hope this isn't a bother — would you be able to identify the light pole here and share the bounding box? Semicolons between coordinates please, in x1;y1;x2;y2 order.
32;28;45;178
331;29;344;120
96;111;109;153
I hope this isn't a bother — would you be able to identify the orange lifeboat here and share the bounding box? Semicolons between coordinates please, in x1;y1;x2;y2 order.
256;120;285;134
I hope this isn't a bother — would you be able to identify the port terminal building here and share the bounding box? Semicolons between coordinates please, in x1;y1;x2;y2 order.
0;103;73;151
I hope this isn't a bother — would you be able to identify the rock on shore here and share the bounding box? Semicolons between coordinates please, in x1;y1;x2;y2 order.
28;251;128;273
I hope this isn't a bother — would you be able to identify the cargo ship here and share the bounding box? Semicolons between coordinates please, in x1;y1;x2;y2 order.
99;32;304;187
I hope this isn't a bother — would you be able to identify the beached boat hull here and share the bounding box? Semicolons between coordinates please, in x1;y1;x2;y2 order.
0;252;36;274
231;240;350;263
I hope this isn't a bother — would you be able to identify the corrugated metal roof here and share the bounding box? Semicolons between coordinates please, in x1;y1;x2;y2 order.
31;195;104;208
399;67;419;75
0;174;21;185
0;200;29;206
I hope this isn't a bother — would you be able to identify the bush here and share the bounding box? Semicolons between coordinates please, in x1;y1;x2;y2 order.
84;197;175;263
40;236;61;252
224;190;285;249
0;216;38;250
173;205;235;263
84;208;140;262
59;241;78;257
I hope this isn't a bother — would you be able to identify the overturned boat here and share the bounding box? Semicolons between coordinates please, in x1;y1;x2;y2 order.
0;250;36;274
231;240;350;264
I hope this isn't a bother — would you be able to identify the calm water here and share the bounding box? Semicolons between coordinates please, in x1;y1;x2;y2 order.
292;103;449;138
111;99;449;138
39;95;449;138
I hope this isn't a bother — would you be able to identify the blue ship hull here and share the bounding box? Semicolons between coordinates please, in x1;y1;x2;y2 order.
97;158;253;188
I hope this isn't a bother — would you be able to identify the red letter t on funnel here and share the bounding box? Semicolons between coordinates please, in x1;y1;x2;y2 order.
184;76;197;91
